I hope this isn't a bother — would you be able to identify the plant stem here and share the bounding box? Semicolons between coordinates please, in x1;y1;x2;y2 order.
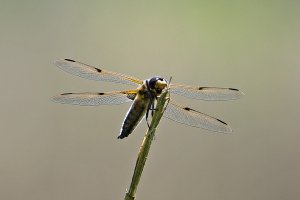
124;90;169;200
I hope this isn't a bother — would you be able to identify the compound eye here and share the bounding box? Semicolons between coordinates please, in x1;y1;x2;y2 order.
148;78;158;89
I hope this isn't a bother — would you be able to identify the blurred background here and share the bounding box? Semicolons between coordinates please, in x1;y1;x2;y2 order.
1;1;299;200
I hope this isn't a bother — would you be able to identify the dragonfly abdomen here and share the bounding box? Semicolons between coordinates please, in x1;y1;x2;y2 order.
118;96;150;139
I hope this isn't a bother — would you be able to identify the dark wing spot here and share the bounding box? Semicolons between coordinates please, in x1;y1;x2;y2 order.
95;68;102;73
61;93;73;95
198;87;208;90
126;94;136;100
98;92;105;95
216;118;228;125
184;107;191;111
229;88;239;91
65;59;75;62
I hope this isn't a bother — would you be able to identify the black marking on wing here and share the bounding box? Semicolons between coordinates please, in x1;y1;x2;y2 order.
95;68;102;73
198;87;208;90
126;93;136;100
216;118;228;125
65;59;75;62
183;106;227;125
184;107;191;111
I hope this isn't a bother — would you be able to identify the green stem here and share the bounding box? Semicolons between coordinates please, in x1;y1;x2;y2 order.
124;90;169;200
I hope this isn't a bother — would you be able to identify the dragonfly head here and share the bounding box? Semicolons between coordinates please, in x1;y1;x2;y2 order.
147;77;168;95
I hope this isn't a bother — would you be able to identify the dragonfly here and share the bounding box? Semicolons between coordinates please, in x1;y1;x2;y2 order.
52;59;244;139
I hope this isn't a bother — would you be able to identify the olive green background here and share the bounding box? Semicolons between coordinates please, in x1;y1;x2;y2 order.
1;1;299;200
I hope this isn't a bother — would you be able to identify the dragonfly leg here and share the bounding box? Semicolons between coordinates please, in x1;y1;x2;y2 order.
151;102;155;117
145;95;157;128
145;100;152;129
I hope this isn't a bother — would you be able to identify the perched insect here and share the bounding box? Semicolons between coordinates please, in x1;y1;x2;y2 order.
52;59;244;139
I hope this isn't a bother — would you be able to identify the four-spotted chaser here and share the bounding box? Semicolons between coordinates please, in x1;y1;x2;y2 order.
52;59;244;139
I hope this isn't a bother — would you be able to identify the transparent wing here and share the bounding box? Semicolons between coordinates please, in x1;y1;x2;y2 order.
163;100;232;133
170;83;244;101
55;59;143;86
52;90;137;106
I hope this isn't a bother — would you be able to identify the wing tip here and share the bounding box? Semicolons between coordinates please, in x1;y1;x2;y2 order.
51;95;61;103
216;119;232;133
205;124;232;134
53;59;64;67
239;90;246;96
223;125;232;134
230;88;245;99
51;93;73;104
204;124;233;134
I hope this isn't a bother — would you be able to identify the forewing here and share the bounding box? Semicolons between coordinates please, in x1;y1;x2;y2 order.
52;90;137;106
55;59;143;86
170;83;244;101
163;100;232;133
